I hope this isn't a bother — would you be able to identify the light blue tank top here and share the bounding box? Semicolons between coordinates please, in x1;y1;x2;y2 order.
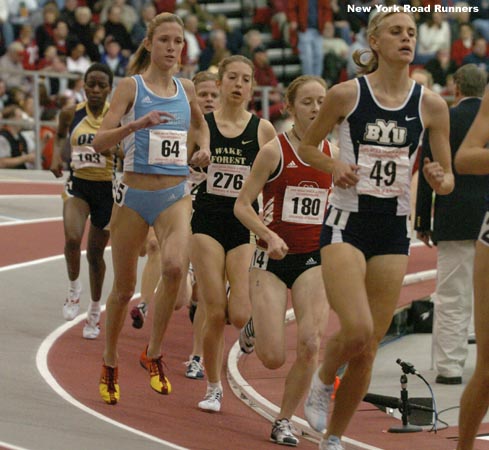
121;75;191;176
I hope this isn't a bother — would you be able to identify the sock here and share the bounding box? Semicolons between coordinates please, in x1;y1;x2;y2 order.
88;300;101;313
327;435;341;444
208;381;222;392
315;370;334;391
68;279;81;299
244;317;255;338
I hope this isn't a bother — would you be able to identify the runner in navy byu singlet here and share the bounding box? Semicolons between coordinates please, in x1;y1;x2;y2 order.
190;55;276;413
92;13;210;406
234;75;332;446
297;10;454;450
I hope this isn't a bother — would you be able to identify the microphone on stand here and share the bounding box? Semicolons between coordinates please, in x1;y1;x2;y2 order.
396;358;419;376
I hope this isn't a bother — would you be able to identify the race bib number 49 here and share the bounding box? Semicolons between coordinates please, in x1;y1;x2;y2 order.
356;144;410;198
148;129;187;166
207;163;250;197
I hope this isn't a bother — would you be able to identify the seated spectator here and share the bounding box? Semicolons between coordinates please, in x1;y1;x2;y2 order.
346;27;368;79
35;2;59;57
449;1;472;41
250;0;271;28
101;36;128;77
331;0;352;44
99;0;138;34
241;29;263;61
67;43;91;74
40;53;68;96
62;76;85;105
48;19;70;57
181;13;206;79
72;7;97;62
0;105;34;169
16;24;38;70
37;44;57;69
425;47;458;91
90;25;107;63
0;42;31;92
154;0;177;14
59;0;77;29
175;0;213;33
462;36;489;72
39;108;58;170
211;14;243;55
199;29;230;71
411;67;434;89
451;22;474;67
5;86;27;108
252;45;284;122
322;20;348;86
103;5;134;57
470;0;489;42
439;73;457;105
270;0;288;42
415;10;451;64
131;2;156;50
0;79;8;110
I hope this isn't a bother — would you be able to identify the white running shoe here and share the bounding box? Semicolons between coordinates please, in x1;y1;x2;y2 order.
83;309;101;339
319;436;344;450
185;356;205;379
239;326;255;354
198;387;222;412
270;418;299;446
304;369;333;432
63;298;80;321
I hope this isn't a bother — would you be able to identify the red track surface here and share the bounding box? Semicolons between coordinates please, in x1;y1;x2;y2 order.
4;179;489;450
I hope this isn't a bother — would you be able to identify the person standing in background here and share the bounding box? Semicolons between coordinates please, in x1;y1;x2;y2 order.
416;64;488;386
287;0;333;76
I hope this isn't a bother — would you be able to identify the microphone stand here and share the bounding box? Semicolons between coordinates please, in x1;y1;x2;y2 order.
388;362;423;433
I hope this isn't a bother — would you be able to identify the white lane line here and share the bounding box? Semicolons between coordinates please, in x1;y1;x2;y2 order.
0;179;64;185
0;195;60;199
227;267;438;450
0;252;186;450
0;214;23;222
227;328;383;450
35;304;187;450
0;217;63;227
0;441;32;450
0;254;66;272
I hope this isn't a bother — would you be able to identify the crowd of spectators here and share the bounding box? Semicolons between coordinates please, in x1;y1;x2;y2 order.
2;0;489;169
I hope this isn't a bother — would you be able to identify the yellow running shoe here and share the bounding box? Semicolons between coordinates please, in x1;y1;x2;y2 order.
140;347;172;395
99;364;120;405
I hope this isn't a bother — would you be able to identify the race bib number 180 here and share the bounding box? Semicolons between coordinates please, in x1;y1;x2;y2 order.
282;186;328;224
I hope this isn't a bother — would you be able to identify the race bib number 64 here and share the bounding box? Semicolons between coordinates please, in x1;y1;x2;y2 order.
148;129;187;166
